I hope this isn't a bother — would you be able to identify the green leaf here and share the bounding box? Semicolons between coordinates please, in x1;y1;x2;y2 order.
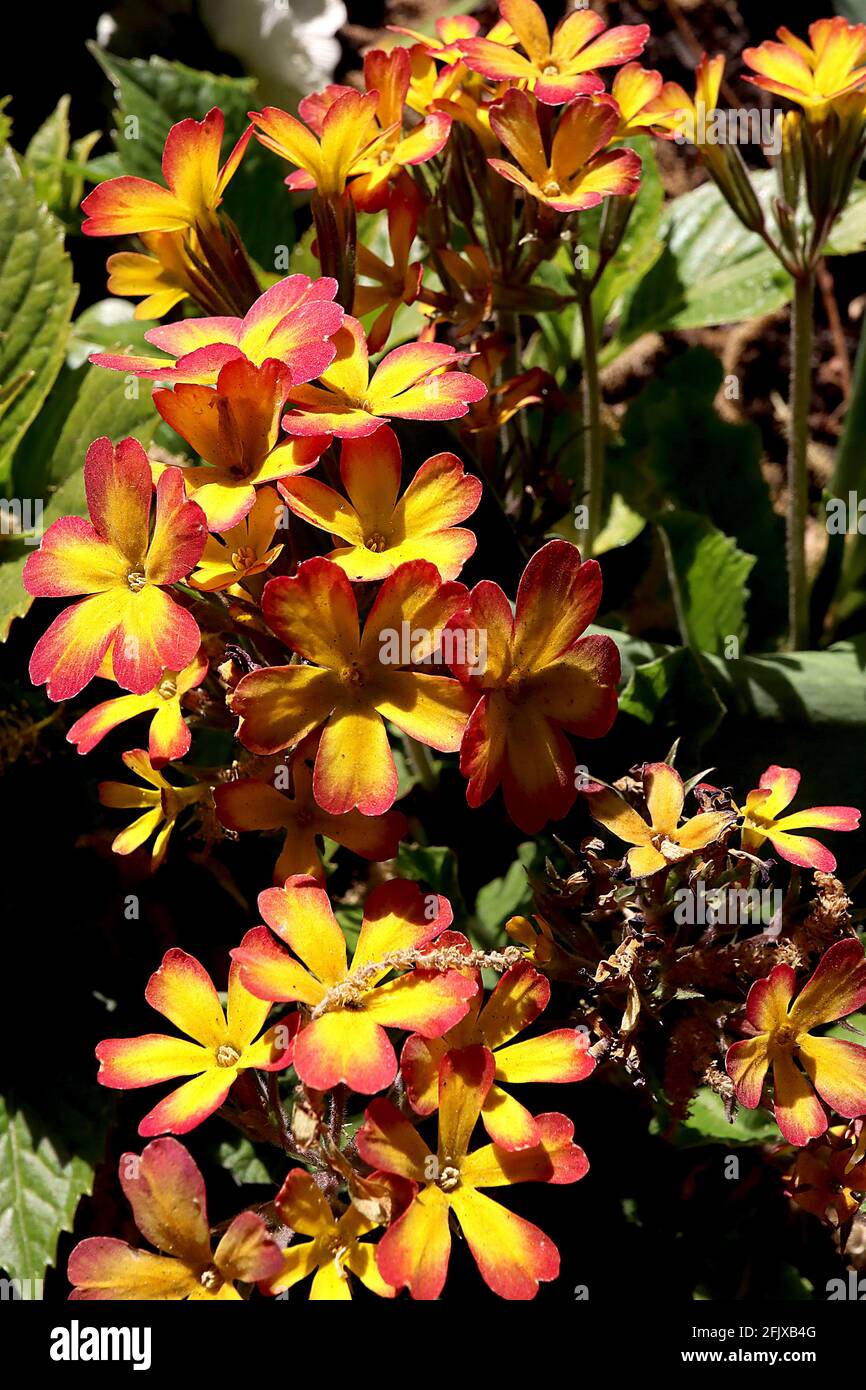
89;49;293;270
665;1087;780;1147
211;1135;278;1187
22;96;70;213
614;173;792;350
395;842;462;911
658;511;756;654
0;1089;109;1282
0;362;159;639
475;842;538;943
0;147;77;484
609;349;787;642
824;182;866;255
66;298;154;369
618;646;727;747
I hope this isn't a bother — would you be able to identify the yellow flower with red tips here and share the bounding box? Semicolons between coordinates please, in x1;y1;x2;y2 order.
281;316;487;439
250;89;386;199
610;63;688;140
81;107;251;237
402;954;595;1150
727;939;866;1147
459;0;649;106
261;1168;398;1300
106;230;193;320
460;333;550;453
357;1044;589;1300
279;425;481;583
349;47;452;211
98;749;211;869
188;486;284;593
587;762;735;878
488;89;642;213
654;53;725;151
90;273;344;387
743;19;866;114
96;939;295;1136
741;764;860;873
213;733;408;883
68;1138;283;1300
231;557;475;815
153;357;325;533
24;437;206;701
68;648;207;766
354;178;424;353
390;13;483;65
445;540;619;834
231;875;477;1093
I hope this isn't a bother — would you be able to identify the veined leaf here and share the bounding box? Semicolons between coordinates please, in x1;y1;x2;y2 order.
0;147;76;484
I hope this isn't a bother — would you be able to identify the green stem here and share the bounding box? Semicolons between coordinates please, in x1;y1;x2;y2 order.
579;288;604;555
403;735;438;793
787;271;815;650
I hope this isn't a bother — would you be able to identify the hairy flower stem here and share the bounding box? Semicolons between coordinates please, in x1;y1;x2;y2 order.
788;271;814;650
579;287;603;555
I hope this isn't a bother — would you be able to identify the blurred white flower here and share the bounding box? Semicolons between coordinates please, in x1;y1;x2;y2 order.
201;0;347;107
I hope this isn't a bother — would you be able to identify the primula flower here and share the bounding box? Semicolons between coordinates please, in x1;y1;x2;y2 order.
153;357;325;532
460;0;648;106
281;316;487;439
402;956;595;1149
262;1168;396;1300
357;1044;589;1300
354;178;424;352
68;1137;282;1300
740;765;860;873
24;437;206;701
726;939;866;1146
279;425;481;582
460;333;549;455
231;875;476;1092
587;762;735;878
610;64;687;140
488;89;642;213
390;14;482;65
662;53;725;149
98;749;211;870
81;108;251;237
90;274;344;386
231;557;476;814
431;244;495;340
96;940;295;1136
445;540;619;834
213;733;407;882
786;1126;866;1224
68;648;207;766
742;19;866;113
188;486;284;593
106;230;194;320
349;48;452;210
250;89;386;198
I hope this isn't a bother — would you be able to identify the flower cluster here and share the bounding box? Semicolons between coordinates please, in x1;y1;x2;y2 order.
19;0;866;1300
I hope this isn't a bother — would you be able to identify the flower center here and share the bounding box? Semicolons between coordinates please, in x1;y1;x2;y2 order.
158;679;178;700
199;1266;223;1292
127;570;147;592
365;532;388;553
542;63;559;76
774;1025;797;1050
340;663;365;688
437;1163;460;1193
231;547;257;571
216;1043;241;1068
541;179;562;197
